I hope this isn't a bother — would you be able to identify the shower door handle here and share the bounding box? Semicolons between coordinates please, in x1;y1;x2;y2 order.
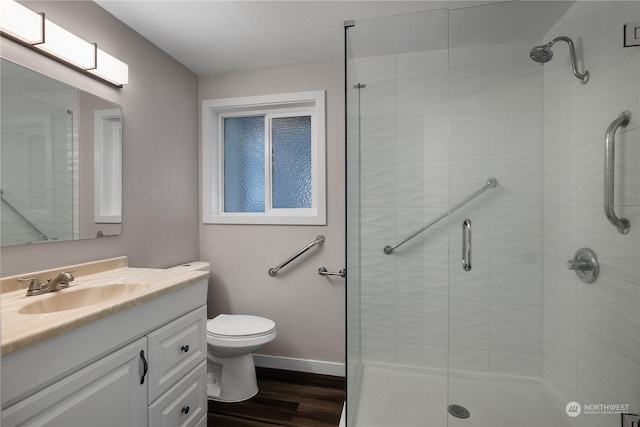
462;219;471;271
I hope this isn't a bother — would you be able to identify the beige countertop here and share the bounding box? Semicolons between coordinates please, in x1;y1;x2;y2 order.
1;257;209;356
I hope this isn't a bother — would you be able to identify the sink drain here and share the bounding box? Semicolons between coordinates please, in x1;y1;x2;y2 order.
448;404;470;419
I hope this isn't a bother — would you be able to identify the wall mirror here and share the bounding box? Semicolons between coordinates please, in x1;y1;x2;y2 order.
1;58;122;246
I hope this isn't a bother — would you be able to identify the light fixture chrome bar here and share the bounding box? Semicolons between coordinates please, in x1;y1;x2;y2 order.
604;110;631;234
384;178;497;255
0;0;127;87
0;189;55;241
0;29;125;88
269;235;325;276
85;42;98;71
33;12;45;45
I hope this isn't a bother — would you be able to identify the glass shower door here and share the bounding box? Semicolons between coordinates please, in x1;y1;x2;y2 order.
445;2;549;425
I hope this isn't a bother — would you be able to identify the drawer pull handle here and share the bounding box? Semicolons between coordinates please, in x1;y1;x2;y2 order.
181;406;190;415
181;345;190;353
139;350;148;385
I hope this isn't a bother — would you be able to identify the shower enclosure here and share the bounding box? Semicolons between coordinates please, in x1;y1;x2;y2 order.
346;2;640;426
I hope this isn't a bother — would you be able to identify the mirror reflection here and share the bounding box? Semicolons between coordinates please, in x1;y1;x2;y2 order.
1;58;122;246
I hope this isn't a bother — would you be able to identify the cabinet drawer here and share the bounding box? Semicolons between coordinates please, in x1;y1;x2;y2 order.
148;306;206;402
149;361;207;427
194;414;207;427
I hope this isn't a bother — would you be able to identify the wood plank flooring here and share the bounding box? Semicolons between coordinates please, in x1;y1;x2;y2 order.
207;367;345;427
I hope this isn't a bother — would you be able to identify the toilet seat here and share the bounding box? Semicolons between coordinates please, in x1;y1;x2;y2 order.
207;314;275;339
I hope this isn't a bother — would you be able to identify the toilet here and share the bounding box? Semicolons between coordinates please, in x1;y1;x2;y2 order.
168;262;277;402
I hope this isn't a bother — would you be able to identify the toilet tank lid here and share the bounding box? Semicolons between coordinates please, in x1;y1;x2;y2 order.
167;261;210;272
207;314;275;337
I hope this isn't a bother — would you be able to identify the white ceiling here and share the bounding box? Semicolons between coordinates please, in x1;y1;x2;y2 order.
94;0;572;77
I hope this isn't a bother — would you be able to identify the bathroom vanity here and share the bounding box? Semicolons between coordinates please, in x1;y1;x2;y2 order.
0;257;209;426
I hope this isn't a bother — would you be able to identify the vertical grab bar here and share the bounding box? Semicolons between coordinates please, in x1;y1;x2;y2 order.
604;111;631;234
462;219;472;271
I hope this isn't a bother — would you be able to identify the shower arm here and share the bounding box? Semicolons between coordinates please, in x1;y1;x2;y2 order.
550;36;589;83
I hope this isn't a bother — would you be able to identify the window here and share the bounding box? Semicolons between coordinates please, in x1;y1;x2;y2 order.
202;91;326;224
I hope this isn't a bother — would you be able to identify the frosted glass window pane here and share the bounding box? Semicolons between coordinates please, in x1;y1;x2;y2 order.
223;116;265;212
272;116;312;209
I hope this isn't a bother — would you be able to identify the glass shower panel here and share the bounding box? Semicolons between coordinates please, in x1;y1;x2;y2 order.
345;9;451;426
345;27;361;425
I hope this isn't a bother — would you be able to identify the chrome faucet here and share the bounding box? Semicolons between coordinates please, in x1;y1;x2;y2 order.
47;270;76;292
19;269;76;296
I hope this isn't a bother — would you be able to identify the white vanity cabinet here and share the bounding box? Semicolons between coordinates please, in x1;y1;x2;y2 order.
1;338;148;426
1;279;208;427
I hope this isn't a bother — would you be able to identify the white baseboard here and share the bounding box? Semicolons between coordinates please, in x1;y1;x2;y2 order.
253;354;345;377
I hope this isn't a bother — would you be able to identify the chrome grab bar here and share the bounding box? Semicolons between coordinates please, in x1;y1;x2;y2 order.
268;235;325;276
604;111;631;234
318;266;346;278
383;178;497;255
462;219;472;271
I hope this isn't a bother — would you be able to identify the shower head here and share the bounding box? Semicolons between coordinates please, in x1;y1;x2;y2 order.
529;36;589;84
529;43;553;63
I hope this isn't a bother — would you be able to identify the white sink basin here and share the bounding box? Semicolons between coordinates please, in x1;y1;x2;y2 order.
18;283;150;314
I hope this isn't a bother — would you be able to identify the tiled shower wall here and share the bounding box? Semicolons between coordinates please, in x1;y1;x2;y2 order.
542;2;640;426
356;36;545;378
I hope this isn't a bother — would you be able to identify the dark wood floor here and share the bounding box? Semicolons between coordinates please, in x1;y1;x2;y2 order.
207;367;345;427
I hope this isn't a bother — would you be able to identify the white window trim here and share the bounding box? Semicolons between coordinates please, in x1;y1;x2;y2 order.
93;108;122;224
201;91;326;225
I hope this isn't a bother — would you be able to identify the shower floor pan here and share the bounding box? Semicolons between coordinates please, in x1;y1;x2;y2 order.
351;363;577;427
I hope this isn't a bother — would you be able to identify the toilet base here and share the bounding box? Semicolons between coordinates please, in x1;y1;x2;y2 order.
207;353;259;402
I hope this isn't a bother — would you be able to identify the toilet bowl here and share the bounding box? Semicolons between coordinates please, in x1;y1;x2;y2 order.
207;314;276;402
167;262;277;402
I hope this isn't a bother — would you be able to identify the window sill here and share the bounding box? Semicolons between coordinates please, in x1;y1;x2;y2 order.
203;213;326;226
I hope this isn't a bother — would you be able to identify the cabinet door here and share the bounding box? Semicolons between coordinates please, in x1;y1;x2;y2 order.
148;306;206;402
2;338;148;427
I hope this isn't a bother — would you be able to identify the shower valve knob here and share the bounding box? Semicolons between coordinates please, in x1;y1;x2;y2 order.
566;259;591;271
567;248;599;283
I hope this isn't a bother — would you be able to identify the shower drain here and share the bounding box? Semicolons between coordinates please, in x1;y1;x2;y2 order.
448;404;470;419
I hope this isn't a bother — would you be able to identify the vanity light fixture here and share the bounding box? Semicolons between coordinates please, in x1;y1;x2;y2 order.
0;0;128;87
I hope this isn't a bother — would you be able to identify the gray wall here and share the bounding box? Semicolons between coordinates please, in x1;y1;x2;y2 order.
199;61;346;368
1;1;345;372
0;1;200;275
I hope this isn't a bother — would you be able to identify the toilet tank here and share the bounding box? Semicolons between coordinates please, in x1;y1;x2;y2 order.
167;262;210;273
